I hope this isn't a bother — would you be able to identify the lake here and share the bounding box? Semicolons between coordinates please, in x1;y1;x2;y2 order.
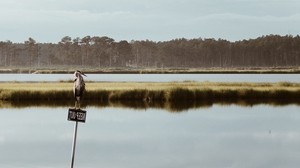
1;73;300;167
1;104;300;168
0;73;300;82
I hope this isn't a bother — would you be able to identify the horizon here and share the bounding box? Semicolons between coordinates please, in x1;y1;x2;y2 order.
1;33;299;44
0;0;299;43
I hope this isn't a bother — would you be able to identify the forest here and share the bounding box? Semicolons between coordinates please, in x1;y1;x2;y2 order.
0;34;299;69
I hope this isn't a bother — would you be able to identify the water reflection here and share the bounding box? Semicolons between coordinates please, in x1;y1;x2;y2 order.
1;99;300;112
1;105;300;168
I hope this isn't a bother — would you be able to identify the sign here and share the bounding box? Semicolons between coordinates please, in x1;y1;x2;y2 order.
68;108;87;123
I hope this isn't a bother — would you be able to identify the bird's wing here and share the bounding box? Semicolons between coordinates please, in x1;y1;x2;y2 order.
79;82;85;96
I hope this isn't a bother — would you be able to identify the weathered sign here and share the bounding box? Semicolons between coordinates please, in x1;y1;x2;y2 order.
68;108;87;123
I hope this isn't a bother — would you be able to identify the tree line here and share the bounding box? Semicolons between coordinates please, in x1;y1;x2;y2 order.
0;34;299;68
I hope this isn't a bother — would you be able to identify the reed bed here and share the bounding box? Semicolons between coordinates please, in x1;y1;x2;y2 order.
0;81;300;102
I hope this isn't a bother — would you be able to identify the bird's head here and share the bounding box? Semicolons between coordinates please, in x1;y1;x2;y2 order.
74;70;87;78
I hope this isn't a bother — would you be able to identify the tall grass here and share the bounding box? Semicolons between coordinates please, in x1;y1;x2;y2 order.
0;82;300;102
1;87;300;112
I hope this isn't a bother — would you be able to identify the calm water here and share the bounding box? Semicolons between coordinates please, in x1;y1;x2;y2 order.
0;73;300;82
1;105;300;168
1;73;300;167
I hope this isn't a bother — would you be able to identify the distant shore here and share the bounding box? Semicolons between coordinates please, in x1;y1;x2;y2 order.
0;67;300;74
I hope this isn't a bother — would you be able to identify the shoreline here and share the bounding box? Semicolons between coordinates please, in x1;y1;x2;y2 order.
0;81;299;111
0;67;300;74
0;81;299;100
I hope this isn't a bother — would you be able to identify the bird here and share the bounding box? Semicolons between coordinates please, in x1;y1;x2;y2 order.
73;70;87;109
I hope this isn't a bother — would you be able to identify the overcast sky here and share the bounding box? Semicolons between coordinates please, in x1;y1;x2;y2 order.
0;0;299;43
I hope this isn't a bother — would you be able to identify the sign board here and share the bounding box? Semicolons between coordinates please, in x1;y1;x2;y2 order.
68;108;87;123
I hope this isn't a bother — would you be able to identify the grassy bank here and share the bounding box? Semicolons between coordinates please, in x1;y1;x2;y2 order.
0;81;300;111
1;81;300;101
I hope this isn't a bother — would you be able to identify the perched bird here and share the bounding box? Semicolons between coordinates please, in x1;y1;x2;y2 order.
73;70;87;108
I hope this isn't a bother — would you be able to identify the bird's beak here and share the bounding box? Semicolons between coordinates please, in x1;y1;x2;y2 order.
82;73;87;77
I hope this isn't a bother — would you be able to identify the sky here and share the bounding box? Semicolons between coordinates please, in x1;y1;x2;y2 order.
0;0;299;43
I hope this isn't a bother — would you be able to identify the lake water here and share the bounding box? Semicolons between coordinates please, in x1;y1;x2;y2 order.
1;73;300;167
1;104;300;168
0;73;300;82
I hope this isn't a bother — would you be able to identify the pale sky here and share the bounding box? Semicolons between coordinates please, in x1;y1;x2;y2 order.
0;0;299;43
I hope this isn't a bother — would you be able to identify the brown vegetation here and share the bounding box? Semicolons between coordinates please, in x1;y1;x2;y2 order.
0;81;299;111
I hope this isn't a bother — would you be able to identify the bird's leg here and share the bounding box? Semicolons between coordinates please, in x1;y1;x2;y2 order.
74;100;77;109
78;99;81;110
